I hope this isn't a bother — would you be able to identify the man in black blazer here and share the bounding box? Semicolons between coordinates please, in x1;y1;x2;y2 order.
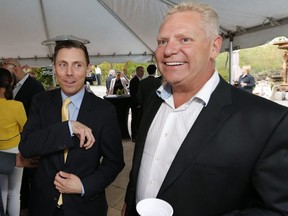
129;66;144;141
19;40;124;216
2;58;45;211
137;64;162;109
122;2;288;216
2;58;45;114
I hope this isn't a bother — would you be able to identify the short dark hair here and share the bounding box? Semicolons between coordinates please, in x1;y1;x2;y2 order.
147;64;157;75
53;40;90;65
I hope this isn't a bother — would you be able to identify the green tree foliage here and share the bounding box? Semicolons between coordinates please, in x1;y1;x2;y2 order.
32;66;54;89
216;44;283;82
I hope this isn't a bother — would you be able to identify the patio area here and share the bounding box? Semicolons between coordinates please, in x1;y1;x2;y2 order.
107;138;134;216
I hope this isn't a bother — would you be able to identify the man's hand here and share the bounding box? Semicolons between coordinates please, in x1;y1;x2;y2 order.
70;121;95;149
54;171;83;194
16;153;39;168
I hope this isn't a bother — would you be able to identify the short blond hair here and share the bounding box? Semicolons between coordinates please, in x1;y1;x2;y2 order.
164;2;220;39
242;65;251;73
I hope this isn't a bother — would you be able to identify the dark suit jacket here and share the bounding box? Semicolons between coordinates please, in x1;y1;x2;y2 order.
137;75;162;108
238;73;255;93
19;88;125;216
129;76;141;108
125;76;288;216
14;75;45;114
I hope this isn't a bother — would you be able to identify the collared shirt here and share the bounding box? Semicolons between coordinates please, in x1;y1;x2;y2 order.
13;74;29;98
136;75;142;81
136;71;220;203
61;87;85;131
95;67;101;74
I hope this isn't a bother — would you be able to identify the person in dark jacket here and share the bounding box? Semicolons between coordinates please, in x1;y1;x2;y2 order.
19;40;124;216
122;2;288;216
129;66;144;142
237;65;255;93
137;64;162;109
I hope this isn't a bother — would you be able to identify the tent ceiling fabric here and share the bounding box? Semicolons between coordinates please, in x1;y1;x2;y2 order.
0;0;288;66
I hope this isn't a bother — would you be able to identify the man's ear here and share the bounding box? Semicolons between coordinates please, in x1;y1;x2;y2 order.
87;64;92;75
210;35;222;59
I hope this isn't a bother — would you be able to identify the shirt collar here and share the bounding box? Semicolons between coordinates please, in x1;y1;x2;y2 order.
196;71;220;106
61;87;85;109
156;82;172;100
17;74;29;86
156;71;220;107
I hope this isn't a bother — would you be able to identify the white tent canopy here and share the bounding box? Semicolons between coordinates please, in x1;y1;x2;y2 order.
1;0;288;67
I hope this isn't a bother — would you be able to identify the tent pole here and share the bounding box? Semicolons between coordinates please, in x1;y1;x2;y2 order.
229;35;234;84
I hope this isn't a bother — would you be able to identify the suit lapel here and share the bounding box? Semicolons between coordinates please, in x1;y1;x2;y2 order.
66;90;92;163
76;90;92;123
49;88;63;120
132;93;163;181
14;76;31;100
158;77;233;195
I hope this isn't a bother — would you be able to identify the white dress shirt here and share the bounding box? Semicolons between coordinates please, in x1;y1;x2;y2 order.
136;71;220;203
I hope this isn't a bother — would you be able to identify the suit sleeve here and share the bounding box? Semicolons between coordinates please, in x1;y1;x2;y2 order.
19;96;74;157
222;113;288;215
79;104;125;198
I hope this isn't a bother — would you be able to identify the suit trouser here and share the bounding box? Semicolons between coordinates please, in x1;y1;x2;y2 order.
20;168;36;209
53;207;64;216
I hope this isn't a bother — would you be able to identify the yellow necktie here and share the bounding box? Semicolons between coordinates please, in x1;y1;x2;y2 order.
57;97;71;206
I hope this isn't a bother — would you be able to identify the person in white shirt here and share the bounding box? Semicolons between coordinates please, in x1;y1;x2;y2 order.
122;2;288;216
95;65;102;85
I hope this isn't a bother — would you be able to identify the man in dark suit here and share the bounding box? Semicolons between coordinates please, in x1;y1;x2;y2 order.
137;64;162;109
19;40;124;216
2;58;45;114
2;58;45;211
122;2;288;216
129;66;144;142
